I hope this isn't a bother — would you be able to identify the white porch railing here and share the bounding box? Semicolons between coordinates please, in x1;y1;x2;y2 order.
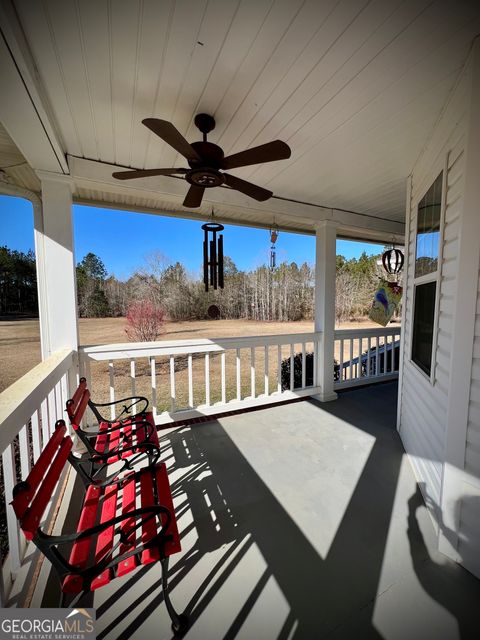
0;348;77;605
334;326;401;390
79;332;323;424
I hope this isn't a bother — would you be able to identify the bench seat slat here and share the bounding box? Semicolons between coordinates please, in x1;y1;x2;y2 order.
121;422;133;459
141;469;159;565
21;437;72;540
155;464;181;557
12;424;67;518
63;485;102;593
117;474;138;577
105;426;121;464
90;482;119;589
67;378;87;420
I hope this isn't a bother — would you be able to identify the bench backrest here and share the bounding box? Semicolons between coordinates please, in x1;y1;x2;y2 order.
11;421;73;540
66;376;91;429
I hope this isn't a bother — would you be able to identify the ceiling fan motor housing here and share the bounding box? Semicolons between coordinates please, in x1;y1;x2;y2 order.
187;138;225;187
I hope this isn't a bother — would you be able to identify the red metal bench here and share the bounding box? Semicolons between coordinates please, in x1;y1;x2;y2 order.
67;377;160;478
11;421;189;635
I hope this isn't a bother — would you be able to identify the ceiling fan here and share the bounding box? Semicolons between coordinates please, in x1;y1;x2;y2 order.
112;114;291;208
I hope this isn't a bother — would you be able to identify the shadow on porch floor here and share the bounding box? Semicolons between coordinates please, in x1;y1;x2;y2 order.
41;382;479;639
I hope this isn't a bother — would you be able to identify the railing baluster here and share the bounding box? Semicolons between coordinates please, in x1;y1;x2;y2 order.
170;356;176;413
31;409;42;462
250;347;255;398
376;337;380;376
236;349;241;401
60;373;68;422
349;339;354;381
221;351;226;404
277;345;282;393
392;336;396;372
385;334;389;373
301;342;306;389
150;357;157;418
358;338;362;379
2;444;21;576
84;357;92;426
130;359;136;414
205;353;210;406
55;381;62;422
18;424;30;479
108;360;115;420
188;354;194;407
47;388;56;435
313;340;318;387
290;344;294;391
264;345;269;396
40;398;49;449
339;338;344;382
367;337;371;378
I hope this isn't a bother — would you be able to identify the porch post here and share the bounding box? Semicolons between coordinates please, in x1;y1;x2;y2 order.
34;173;79;358
313;220;338;402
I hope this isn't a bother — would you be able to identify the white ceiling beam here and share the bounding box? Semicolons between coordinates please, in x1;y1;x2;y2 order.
0;3;67;173
67;155;405;244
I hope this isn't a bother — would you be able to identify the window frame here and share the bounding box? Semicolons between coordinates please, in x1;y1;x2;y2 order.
409;162;447;383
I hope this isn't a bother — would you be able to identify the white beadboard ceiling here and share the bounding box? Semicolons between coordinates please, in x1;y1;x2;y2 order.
1;0;480;238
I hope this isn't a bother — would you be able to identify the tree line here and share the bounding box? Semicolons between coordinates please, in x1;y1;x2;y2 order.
0;245;392;322
76;249;387;323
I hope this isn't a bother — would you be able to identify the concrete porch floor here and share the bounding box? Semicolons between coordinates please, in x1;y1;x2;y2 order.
41;382;479;639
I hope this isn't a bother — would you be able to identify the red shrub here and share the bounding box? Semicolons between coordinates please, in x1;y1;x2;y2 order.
125;300;165;342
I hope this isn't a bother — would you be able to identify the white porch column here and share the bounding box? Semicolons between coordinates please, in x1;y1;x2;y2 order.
313;220;338;402
34;174;79;358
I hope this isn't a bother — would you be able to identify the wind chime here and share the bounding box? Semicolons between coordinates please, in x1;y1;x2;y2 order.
202;221;224;292
269;228;279;269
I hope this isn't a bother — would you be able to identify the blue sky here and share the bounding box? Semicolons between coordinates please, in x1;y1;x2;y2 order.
0;195;383;280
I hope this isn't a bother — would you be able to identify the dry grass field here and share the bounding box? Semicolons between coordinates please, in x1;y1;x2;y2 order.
0;317;383;412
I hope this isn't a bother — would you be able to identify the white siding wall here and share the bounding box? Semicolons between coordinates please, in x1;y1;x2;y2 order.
399;65;470;520
399;42;480;579
459;257;480;576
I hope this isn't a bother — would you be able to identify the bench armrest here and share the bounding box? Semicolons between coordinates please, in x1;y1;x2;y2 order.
89;396;149;423
35;505;172;576
90;440;159;463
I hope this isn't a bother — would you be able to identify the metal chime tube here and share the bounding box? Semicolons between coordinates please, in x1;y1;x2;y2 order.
218;235;224;288
202;222;224;291
203;229;209;288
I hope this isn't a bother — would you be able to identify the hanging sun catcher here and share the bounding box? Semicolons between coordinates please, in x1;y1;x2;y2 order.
202;222;224;292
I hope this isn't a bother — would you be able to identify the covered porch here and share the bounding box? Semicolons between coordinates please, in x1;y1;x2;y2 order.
1;1;480;636
27;383;480;638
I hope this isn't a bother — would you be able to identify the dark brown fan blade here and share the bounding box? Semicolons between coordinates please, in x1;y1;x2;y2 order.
112;168;187;180
221;140;291;170
223;173;273;202
142;118;201;162
183;185;205;208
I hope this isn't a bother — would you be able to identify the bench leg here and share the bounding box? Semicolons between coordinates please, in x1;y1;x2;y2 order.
160;556;189;636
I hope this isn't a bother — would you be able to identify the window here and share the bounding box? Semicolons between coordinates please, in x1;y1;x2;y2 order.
415;172;442;277
411;172;443;377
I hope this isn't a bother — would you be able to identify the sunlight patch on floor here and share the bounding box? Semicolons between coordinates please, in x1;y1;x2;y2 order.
219;402;376;559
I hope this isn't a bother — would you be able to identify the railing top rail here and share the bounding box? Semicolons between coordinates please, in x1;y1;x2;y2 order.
80;331;322;361
334;326;401;339
0;349;75;453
